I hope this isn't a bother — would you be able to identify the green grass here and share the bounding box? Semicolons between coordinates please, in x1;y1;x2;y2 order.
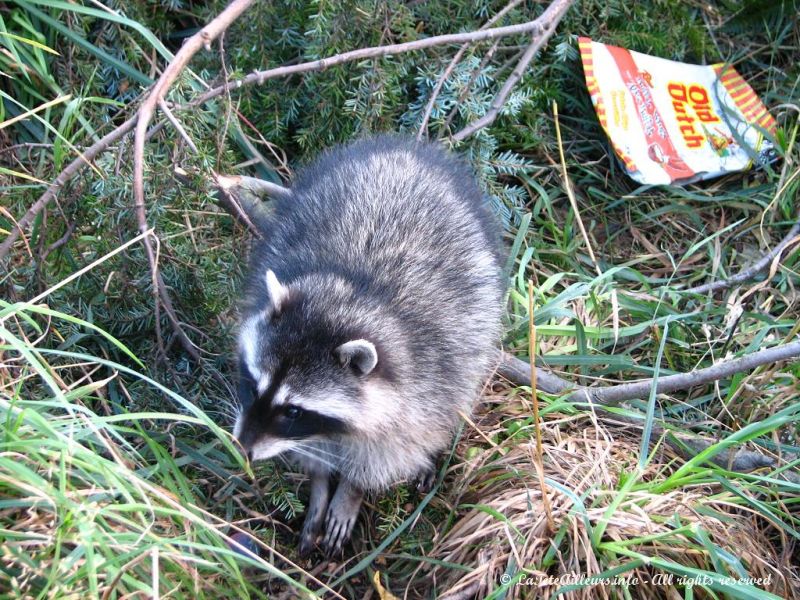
2;0;799;597
0;305;311;597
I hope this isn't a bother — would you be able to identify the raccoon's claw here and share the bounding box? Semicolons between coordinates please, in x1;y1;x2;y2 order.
415;467;437;494
321;511;357;556
298;519;323;558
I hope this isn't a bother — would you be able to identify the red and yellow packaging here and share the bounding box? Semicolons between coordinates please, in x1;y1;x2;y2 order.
579;37;778;185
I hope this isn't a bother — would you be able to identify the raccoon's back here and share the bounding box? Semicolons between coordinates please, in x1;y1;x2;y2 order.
263;137;502;300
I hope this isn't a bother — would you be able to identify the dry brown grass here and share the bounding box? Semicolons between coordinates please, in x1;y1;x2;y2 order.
402;383;800;599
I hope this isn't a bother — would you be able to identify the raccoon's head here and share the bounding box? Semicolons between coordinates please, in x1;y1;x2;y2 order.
233;269;390;463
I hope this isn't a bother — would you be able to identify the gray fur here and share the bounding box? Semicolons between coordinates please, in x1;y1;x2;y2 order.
234;135;504;554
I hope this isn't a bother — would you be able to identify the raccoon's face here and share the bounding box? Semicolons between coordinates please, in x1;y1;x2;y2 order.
233;270;381;462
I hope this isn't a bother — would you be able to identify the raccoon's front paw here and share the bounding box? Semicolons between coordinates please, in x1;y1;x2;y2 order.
322;509;358;556
321;481;363;556
299;472;331;558
299;514;324;558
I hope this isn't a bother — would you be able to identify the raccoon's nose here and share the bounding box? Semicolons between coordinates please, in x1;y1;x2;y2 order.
235;428;254;462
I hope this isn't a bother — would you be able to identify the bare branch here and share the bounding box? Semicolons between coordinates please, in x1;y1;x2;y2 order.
188;0;575;109
495;351;570;395
131;0;255;362
442;40;502;133
451;0;573;141
498;340;800;405
211;172;277;234
215;173;292;201
0;0;571;264
683;209;800;294
133;0;255;226
40;221;77;262
417;0;525;140
173;168;285;235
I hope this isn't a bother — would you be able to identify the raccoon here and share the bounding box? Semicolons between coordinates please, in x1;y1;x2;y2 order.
233;135;504;556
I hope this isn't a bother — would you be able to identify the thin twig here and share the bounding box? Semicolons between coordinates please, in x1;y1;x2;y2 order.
416;0;525;140
40;221;77;262
158;100;199;154
187;0;575;109
1;229;153;324
442;39;502;134
451;0;573;142
683;208;800;294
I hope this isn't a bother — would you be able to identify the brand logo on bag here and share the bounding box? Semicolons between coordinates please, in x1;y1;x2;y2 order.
667;83;721;148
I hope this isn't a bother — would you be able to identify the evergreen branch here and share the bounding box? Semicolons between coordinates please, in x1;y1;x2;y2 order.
451;0;574;141
416;0;525;141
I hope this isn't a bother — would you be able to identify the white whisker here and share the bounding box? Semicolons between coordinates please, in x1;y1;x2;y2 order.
290;445;337;471
295;442;341;460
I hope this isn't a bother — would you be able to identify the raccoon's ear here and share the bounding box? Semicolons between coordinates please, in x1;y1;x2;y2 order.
265;269;290;314
335;339;378;376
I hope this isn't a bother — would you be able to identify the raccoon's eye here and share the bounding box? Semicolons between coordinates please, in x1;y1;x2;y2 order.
284;406;303;419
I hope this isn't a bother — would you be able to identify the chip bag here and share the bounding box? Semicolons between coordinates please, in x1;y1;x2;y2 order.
578;37;778;185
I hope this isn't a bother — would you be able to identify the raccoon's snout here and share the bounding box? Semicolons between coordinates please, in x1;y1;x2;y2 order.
235;423;298;462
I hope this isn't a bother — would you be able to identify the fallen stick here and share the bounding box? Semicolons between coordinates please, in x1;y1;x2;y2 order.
497;340;800;404
496;344;800;480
